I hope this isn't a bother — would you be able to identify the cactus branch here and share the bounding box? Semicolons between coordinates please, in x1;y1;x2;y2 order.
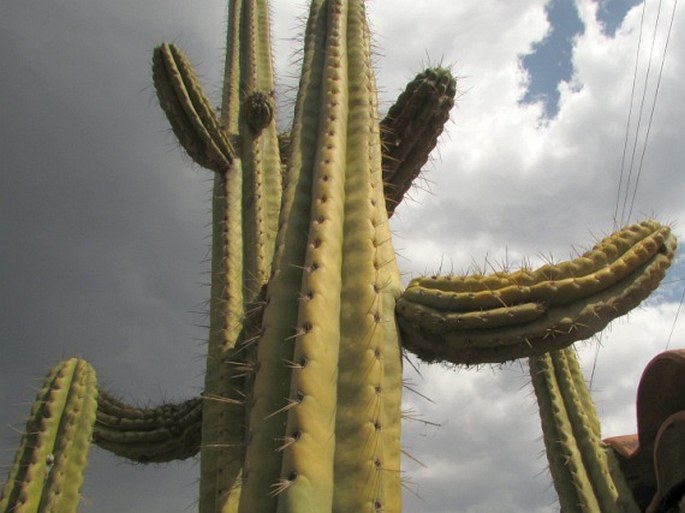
153;43;235;172
529;348;640;513
93;392;202;463
381;67;456;217
397;221;677;365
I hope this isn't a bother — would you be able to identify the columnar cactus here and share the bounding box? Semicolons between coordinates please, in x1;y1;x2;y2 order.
1;0;679;512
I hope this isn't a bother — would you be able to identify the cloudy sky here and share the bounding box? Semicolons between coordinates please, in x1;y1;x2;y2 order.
2;0;684;512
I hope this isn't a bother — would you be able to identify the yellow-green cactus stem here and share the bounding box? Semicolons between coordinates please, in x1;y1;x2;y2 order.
201;0;282;511
397;221;677;365
239;1;403;512
153;1;283;510
530;348;640;513
0;359;97;513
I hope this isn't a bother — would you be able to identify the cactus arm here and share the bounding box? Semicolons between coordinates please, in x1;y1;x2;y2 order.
0;359;97;513
153;43;236;172
397;221;677;365
529;348;640;513
92;392;202;463
380;67;456;217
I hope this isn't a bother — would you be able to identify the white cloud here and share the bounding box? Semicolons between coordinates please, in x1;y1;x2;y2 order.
369;0;685;510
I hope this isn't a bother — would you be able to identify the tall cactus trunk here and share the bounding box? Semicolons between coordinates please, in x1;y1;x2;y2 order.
199;1;282;511
239;1;403;511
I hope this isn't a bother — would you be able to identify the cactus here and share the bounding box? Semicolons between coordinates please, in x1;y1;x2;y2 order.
1;0;679;512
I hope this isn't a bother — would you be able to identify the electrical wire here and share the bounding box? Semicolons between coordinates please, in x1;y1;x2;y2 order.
627;0;679;221
613;0;648;230
619;0;663;226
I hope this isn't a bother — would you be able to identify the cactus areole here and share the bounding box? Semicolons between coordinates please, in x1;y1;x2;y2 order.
0;1;678;512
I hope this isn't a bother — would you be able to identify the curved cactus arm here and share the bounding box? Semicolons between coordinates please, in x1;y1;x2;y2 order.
380;67;456;217
398;221;677;365
529;348;640;513
153;43;236;172
92;391;202;463
1;359;97;513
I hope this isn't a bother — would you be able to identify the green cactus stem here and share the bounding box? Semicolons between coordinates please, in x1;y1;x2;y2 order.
529;348;640;513
0;359;97;513
156;1;283;510
153;43;236;172
397;220;677;365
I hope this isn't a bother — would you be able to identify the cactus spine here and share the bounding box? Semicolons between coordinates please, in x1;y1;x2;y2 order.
1;0;680;512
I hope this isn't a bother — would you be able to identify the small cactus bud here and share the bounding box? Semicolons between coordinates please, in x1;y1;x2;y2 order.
244;91;275;135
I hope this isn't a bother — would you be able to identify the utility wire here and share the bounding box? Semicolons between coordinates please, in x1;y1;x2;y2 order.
627;0;679;221
599;0;680;388
613;0;648;230
666;283;685;350
619;0;663;226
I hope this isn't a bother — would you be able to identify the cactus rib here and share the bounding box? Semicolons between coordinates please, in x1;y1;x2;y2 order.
397;221;677;365
0;359;97;513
